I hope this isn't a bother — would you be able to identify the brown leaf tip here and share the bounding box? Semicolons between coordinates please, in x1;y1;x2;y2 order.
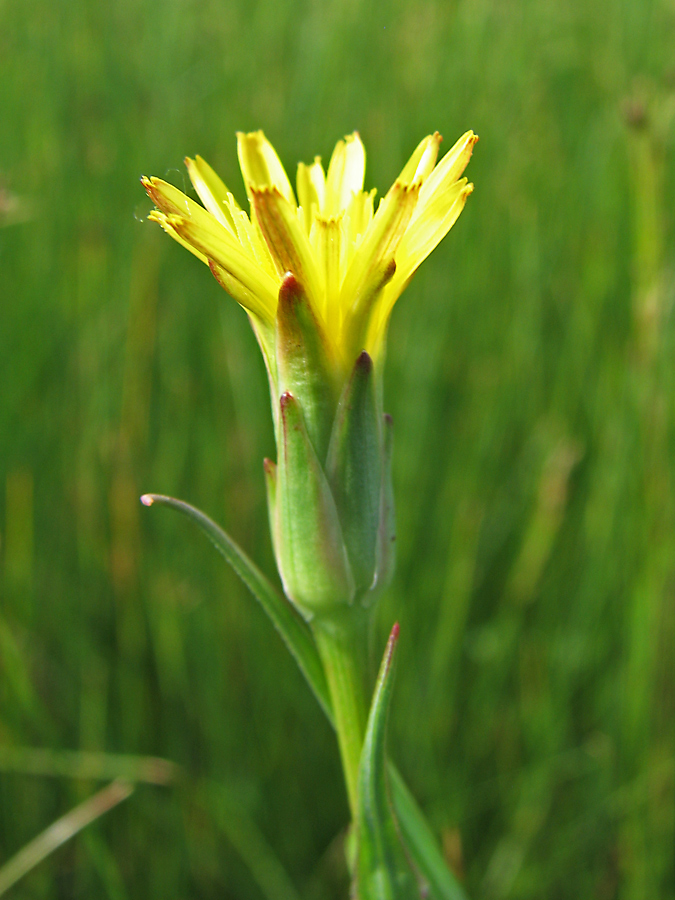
355;350;373;374
278;271;303;307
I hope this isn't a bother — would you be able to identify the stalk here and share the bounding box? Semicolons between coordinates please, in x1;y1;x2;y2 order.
312;613;368;819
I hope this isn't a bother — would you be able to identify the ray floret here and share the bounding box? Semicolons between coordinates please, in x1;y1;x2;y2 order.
143;128;476;374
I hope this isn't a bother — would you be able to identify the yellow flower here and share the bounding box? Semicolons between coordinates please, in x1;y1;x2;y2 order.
143;129;476;371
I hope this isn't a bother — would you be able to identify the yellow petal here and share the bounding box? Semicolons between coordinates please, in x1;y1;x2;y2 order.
148;210;208;264
208;260;277;325
396;180;473;283
228;204;278;279
344;188;376;258
366;180;474;354
339;181;419;356
185;155;238;234
324;133;366;217
297;157;326;234
340;181;419;313
312;215;345;333
415;131;478;214
237;131;295;205
165;212;279;319
396;132;442;185
142;175;208;220
249;186;324;315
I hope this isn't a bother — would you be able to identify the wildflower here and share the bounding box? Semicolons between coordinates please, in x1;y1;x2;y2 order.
143;129;476;375
143;129;476;618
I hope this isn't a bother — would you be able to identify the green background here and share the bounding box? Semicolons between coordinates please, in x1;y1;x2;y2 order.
1;0;673;897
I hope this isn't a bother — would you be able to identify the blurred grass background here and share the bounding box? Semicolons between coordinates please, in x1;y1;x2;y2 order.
1;0;674;897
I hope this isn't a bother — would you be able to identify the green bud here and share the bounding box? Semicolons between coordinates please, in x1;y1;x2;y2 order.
266;278;397;619
274;390;355;618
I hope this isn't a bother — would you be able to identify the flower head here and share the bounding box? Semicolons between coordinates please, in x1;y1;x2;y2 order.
143;129;476;616
143;129;476;375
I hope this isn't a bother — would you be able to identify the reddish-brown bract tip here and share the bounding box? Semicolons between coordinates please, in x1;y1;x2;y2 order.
354;349;373;375
278;271;302;305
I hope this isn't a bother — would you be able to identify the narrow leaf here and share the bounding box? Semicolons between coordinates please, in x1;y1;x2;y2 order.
142;495;469;900
388;770;469;900
140;493;331;719
356;623;420;900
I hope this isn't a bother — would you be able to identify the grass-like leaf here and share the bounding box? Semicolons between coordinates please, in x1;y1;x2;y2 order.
142;494;468;900
141;493;332;719
0;780;133;896
388;770;468;900
0;746;177;785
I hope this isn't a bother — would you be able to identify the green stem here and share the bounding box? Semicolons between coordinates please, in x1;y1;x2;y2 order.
312;615;367;820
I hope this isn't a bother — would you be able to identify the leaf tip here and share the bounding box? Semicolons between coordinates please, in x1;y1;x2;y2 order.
384;621;400;673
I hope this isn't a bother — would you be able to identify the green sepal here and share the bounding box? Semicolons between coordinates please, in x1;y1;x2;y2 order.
276;391;355;618
276;272;340;461
326;351;382;598
355;623;421;900
369;413;396;604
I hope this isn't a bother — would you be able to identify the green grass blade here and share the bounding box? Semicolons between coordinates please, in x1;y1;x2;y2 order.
0;780;133;896
388;768;468;900
202;780;304;900
0;746;178;786
140;493;332;719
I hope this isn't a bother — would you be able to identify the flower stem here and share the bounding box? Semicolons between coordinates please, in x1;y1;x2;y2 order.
312;613;368;820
